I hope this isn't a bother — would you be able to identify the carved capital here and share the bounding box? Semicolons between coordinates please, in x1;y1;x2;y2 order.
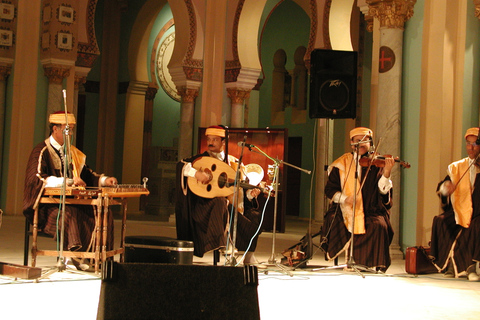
366;0;417;29
226;88;251;104
177;86;199;103
474;0;480;20
74;75;87;90
0;65;12;81
43;65;71;84
145;86;158;101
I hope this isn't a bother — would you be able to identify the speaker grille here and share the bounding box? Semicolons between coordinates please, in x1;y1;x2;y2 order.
309;49;357;119
319;78;350;114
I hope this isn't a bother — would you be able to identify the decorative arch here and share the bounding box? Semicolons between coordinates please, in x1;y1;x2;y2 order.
168;0;204;86
128;0;167;82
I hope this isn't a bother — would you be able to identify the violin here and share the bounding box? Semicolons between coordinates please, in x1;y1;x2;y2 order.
359;153;411;169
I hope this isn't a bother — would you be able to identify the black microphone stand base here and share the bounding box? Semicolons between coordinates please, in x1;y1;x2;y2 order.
56;258;67;271
311;257;379;278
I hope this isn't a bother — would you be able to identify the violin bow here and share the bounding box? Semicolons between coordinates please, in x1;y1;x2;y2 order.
452;152;480;188
357;137;383;195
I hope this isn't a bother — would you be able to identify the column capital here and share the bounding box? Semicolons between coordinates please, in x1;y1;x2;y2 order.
358;1;375;32
474;0;480;19
0;64;12;81
366;0;417;29
74;75;86;90
177;86;199;103
226;87;251;104
146;86;158;101
43;64;71;84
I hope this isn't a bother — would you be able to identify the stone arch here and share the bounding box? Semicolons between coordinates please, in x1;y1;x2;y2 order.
122;0;167;193
168;0;204;86
128;0;167;83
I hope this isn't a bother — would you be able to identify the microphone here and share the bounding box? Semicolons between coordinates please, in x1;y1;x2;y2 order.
237;141;255;149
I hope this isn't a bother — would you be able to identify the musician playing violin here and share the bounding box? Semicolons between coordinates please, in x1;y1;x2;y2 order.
320;127;395;272
23;111;118;270
430;127;480;281
175;125;263;265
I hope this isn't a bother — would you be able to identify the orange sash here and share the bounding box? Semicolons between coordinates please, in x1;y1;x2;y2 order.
448;158;473;228
329;153;365;234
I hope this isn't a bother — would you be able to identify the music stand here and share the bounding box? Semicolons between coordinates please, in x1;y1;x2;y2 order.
312;140;377;278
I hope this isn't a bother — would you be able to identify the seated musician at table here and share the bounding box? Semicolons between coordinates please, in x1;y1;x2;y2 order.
22;111;118;270
175;125;263;265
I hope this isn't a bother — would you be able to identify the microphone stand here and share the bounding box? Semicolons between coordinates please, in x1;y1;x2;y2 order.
242;144;311;266
57;89;71;271
226;136;247;266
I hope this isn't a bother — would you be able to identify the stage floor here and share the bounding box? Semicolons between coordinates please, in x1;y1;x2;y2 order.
1;214;480;319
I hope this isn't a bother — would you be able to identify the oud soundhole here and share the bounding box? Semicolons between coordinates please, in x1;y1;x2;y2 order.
218;172;227;188
211;164;217;171
206;185;212;192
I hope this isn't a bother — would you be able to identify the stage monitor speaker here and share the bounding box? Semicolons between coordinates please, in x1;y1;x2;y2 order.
309;49;358;119
97;262;260;320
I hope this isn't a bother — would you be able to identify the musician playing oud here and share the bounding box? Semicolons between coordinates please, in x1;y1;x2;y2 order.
23;111;118;270
175;125;263;265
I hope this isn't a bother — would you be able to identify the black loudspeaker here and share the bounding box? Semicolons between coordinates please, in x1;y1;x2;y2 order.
309;49;358;119
97;262;260;320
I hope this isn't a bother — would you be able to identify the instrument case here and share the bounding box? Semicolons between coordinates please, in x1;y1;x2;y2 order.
124;236;194;265
405;246;438;275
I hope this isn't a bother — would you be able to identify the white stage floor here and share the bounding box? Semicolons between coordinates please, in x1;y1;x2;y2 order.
1;215;480;319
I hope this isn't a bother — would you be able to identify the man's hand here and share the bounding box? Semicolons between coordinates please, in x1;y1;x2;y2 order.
443;180;456;195
195;170;212;184
250;188;261;198
73;176;86;187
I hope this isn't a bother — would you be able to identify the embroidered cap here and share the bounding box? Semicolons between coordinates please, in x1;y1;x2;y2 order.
49;111;76;125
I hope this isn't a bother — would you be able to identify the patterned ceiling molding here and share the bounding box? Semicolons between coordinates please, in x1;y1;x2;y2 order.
323;0;332;50
183;0;203;81
305;0;318;71
150;18;173;90
225;0;243;83
77;0;100;56
76;0;100;68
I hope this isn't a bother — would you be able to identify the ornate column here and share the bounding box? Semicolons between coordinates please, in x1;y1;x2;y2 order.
42;64;72;135
0;0;15;181
227;88;251;127
40;0;78;138
0;63;12;189
177;86;199;161
366;0;416;257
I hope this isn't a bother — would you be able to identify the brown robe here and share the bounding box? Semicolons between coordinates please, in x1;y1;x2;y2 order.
23;138;113;251
430;166;480;276
175;151;262;257
320;153;394;271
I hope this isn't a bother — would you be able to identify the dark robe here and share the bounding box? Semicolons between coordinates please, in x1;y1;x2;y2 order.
430;174;480;275
175;151;262;257
320;155;394;270
23;139;113;251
